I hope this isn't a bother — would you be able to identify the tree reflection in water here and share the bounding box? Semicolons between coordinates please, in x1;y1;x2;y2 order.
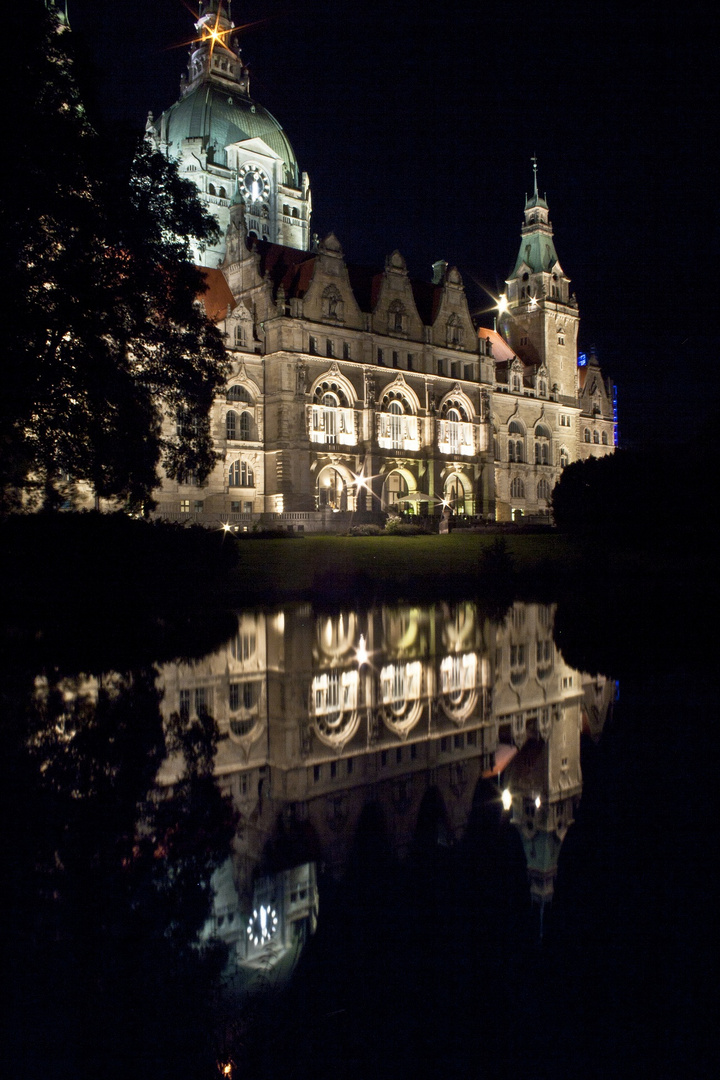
1;654;236;1080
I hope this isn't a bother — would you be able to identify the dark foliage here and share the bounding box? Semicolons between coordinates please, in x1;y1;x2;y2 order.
2;2;227;512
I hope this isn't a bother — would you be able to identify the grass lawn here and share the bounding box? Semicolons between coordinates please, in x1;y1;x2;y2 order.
228;532;580;603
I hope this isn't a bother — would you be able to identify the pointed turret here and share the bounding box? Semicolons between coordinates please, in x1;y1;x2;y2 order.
500;161;580;401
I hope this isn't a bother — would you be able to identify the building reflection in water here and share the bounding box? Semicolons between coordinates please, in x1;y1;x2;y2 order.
157;601;615;975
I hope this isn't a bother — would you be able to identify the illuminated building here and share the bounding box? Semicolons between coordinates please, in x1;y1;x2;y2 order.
146;1;615;526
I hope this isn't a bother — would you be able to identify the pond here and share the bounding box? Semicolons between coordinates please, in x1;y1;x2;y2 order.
2;596;712;1080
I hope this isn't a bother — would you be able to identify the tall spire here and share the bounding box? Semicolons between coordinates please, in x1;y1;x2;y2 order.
182;0;250;98
532;154;539;200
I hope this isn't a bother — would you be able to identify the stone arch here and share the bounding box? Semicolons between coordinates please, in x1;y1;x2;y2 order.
438;387;475;421
380;374;421;415
310;367;358;407
381;465;418;512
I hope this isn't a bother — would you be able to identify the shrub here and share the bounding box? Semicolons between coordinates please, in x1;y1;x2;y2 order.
347;524;384;536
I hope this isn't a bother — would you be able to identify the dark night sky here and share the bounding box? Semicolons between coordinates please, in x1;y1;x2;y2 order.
66;0;716;446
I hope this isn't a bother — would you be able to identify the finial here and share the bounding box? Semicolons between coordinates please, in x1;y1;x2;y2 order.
531;155;538;199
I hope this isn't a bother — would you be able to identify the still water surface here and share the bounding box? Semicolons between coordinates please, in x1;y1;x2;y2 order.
3;597;712;1080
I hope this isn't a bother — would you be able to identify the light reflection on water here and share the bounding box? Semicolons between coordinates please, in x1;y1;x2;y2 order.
157;600;615;981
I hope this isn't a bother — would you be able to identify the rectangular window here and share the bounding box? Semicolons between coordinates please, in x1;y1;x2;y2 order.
195;687;208;717
454;733;464;750
193;500;204;513
309;336;318;355
179;689;190;719
437;359;444;376
326;339;334;357
464;364;474;381
347;757;353;775
392;351;399;368
381;749;388;767
467;730;477;747
377;348;384;365
243;501;253;514
410;742;417;760
231;501;241;512
407;354;414;370
229;684;239;710
343;341;351;360
396;747;402;764
330;760;337;779
313;764;321;782
440;736;448;753
180;499;190;513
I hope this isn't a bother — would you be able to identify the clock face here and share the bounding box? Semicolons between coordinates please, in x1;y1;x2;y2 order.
246;904;278;946
241;166;268;203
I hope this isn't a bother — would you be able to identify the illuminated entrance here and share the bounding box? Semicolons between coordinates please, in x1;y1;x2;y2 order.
317;466;348;510
444;473;468;515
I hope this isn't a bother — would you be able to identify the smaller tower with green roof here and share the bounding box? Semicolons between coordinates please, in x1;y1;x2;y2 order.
501;160;580;402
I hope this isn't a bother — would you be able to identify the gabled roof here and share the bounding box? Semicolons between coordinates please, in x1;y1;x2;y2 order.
201;268;236;321
478;326;519;364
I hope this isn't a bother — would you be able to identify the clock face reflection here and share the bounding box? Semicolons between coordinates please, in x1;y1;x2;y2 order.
242;168;267;202
246;904;278;946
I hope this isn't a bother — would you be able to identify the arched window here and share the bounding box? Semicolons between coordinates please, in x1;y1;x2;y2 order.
229;460;254;487
584;428;591;443
512;372;522;393
560;447;569;468
234;324;247;348
534;424;551;464
593;430;600;444
538;378;548;398
602;430;609;445
538;478;552;501
388;400;404;449
508;420;524;463
208;183;216;196
227;384;254;404
510;477;525;499
240;412;251;441
226;410;237;440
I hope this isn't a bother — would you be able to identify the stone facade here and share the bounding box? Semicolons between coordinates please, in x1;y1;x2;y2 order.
149;2;616;529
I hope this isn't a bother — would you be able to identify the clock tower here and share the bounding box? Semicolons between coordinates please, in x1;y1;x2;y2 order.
501;161;579;402
148;1;311;266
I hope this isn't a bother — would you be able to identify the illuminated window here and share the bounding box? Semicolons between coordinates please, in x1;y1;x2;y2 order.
180;499;190;513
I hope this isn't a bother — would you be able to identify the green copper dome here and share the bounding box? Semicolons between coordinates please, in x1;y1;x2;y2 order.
158;84;299;187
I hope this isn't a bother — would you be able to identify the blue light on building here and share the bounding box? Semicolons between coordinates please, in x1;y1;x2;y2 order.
613;385;619;445
577;352;587;367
